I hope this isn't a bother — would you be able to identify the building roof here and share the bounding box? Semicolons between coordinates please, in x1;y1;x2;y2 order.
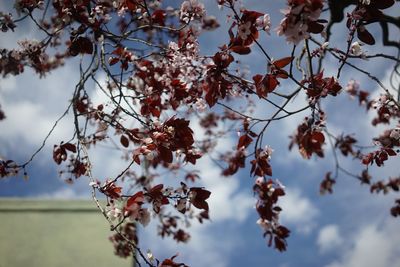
0;199;133;267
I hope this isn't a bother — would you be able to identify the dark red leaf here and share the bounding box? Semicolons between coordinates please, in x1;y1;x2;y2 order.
273;57;293;69
150;184;164;193
274;236;287;252
307;20;324;34
362;153;373;165
158;145;173;163
241;10;264;22
385;148;397;156
108;57;119;66
357;27;375;45
190;187;211;211
230;45;251;55
373;0;395;9
126;191;144;207
237;134;253;149
62;143;77;153
151;10;166;25
69;37;93;56
265;74;279;93
311;132;325;144
120;135;129;148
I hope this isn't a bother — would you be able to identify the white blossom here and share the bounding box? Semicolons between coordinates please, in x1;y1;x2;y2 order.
277;19;309;45
350;41;367;58
180;0;205;23
263;145;274;159
390;128;400;140
238;21;252;40
106;202;123;221
194;98;207;112
346;79;360;93
256;14;271;34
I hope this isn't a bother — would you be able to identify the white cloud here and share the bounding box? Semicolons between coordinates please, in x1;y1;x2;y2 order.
317;224;343;253
197;156;254;222
325;219;400;267
187;114;254;222
0;99;72;147
279;188;319;234
0;75;16;93
141;218;236;267
33;187;81;199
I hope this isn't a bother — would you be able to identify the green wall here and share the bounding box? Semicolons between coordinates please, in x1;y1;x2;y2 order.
0;199;132;267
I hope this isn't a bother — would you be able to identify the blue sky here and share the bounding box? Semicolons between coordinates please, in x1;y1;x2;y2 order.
1;1;400;266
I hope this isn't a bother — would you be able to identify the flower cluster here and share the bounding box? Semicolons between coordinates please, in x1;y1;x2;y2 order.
0;12;16;32
109;222;138;258
180;0;206;23
302;72;342;100
254;178;290;251
289;116;326;159
0;39;64;77
370;94;400;126
277;0;325;44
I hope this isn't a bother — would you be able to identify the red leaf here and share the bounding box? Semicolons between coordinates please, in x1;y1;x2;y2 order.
133;150;141;164
127;191;144;207
158;145;173;163
62;143;77;153
265;74;279;93
307;20;324;34
230;45;251;55
274;236;287;252
311;132;325;144
120;135;129;148
385;148;397;156
205;88;217;107
108;57;119;66
190;187;211;211
357;27;375;45
102;182;122;199
373;0;395;9
151;10;166;25
237;134;253;149
112;46;124;56
150;184;164;193
362;153;373;165
69;37;93;56
241;10;264;22
273;57;293;69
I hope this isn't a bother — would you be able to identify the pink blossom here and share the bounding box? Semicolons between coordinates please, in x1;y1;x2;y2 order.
194;98;207;112
106;201;123;221
276;0;324;45
238;21;252;40
256;14;271;34
180;0;205;23
350;41;367;59
345;79;360;96
390;128;400;140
